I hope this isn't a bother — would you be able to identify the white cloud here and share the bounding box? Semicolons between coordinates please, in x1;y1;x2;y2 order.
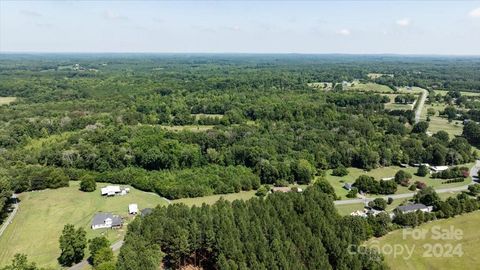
20;10;42;17
102;10;128;21
227;25;241;31
396;18;411;27
469;7;480;18
337;29;350;36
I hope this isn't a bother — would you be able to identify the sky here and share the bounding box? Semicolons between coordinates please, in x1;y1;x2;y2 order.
1;1;480;55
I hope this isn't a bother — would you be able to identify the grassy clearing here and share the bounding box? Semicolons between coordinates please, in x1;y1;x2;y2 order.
347;82;394;93
325;164;473;200
384;94;415;110
160;125;214;132
369;211;480;270
191;113;224;120
0;97;17;105
172;190;258;207
367;73;394;79
434;90;480;97
0;182;169;268
420;103;463;137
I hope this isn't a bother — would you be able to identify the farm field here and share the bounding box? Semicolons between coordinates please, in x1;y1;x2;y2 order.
0;181;169;268
369;211;480;270
0;97;16;105
324;164;473;200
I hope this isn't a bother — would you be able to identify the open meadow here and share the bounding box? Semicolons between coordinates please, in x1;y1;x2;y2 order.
369;211;480;270
0;182;169;268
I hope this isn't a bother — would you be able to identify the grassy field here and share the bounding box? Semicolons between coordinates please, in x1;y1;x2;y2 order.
347;82;394;93
160;125;214;132
324;164;473;200
367;73;394;79
0;97;16;105
369;211;480;270
191;113;224;120
420;103;464;137
383;94;415;110
434;90;480;97
172;190;258;207
0;182;169;268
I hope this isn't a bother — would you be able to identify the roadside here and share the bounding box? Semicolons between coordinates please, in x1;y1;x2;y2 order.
0;194;19;238
68;240;124;270
414;88;428;123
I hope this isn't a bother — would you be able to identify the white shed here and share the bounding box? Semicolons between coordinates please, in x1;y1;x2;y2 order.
129;204;138;215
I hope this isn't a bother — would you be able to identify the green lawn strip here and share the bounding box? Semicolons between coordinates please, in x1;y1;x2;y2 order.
366;211;480;270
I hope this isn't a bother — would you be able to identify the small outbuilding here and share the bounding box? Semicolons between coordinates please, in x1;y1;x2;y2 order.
101;186;121;196
343;183;353;191
141;208;153;217
129;203;139;215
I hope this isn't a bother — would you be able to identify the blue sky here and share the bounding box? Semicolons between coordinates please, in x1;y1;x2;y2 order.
1;1;480;54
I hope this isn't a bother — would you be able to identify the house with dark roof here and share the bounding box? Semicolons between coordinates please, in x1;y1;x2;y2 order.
396;203;433;214
91;212;123;230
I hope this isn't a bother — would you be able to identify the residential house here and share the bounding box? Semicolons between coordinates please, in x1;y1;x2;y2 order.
101;186;121;196
430;166;449;173
396;203;433;214
91;213;123;230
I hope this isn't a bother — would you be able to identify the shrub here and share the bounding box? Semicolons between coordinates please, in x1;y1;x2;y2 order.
416;165;429;177
331;166;349;177
79;175;96;192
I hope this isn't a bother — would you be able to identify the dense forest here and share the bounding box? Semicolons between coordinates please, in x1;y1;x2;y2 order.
0;54;478;203
118;185;388;270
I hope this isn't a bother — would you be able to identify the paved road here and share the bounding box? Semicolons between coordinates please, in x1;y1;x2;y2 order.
335;160;480;206
0;194;19;238
414;88;428;123
68;240;124;270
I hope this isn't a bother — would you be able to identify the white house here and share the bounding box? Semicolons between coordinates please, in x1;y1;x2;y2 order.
381;177;394;181
91;213;122;230
396;203;433;214
430;166;449;173
129;203;139;215
101;186;121;196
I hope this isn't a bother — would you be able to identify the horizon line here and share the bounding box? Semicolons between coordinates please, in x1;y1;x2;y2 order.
1;51;480;57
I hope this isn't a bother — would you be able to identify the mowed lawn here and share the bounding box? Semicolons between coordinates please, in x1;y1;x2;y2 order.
324;164;473;200
0;181;169;268
369;211;480;270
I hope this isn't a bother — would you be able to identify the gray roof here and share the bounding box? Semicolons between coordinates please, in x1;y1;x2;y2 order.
343;183;352;189
92;212;122;227
141;208;153;217
397;203;428;213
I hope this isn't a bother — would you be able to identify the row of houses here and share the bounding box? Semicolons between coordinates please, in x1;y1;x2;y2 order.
349;203;433;219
